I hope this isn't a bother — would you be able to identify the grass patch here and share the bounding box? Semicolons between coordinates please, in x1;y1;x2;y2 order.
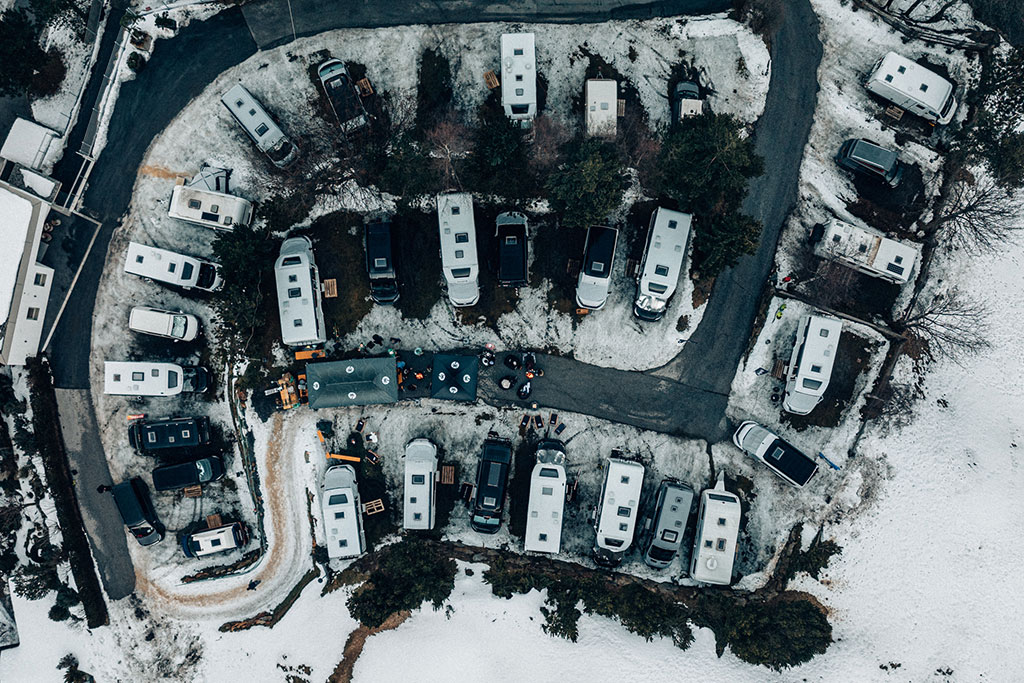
392;206;442;320
531;219;584;317
782;332;879;430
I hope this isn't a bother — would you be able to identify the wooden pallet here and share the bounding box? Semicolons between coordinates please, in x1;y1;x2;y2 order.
440;464;455;485
356;78;374;97
575;308;590;316
771;358;788;380
484;70;500;89
884;104;904;121
617;99;626;117
323;278;338;298
205;513;222;529
295;349;325;361
625;258;640;278
183;485;202;498
363;498;385;515
566;258;581;276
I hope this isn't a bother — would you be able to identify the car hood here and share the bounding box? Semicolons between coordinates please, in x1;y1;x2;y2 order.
577;275;611;308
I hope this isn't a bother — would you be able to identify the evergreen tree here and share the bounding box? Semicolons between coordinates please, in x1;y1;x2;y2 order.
545;138;627;229
467;103;533;197
0;9;46;97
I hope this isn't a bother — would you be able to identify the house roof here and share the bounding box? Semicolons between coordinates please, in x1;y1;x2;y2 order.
0;188;33;324
430;354;478;401
1;118;58;171
306;357;398;408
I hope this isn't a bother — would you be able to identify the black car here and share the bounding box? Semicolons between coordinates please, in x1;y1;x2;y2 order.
365;219;399;304
470;436;513;533
835;138;905;187
495;212;528;287
112;478;164;546
152;455;226;491
128;416;211;455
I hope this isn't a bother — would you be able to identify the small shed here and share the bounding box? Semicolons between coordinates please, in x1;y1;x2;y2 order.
306;358;398;409
430;354;478;402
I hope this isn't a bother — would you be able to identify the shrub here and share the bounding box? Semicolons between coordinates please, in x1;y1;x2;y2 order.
545;138;627;229
376;132;438;198
48;603;71;621
12;561;60;599
731;0;786;37
126;52;146;73
260;193;314;233
0;9;46;97
466;103;533;198
30;48;67;97
726;599;832;670
691;211;762;276
416;48;453;133
210;227;279;357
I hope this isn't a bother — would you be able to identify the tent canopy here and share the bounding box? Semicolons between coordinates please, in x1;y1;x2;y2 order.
307;357;398;409
431;354;478;402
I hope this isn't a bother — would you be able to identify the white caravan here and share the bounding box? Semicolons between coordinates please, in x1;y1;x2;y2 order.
124;242;223;292
783;313;843;416
168;171;254;232
128;306;200;342
103;361;208;397
592;458;645;567
524;439;567;554
220;83;300;168
633;208;692;321
500;33;537;125
436;192;480;307
818;218;917;285
864;52;957;125
585;79;617;138
321;465;366;560
690;477;741;586
403;438;438;531
274;236;326;347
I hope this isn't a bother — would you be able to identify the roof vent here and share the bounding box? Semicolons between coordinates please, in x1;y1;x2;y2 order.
437;372;446;381
345;365;355;374
449;386;458;394
347;392;357;399
451;360;460;369
706;557;718;570
312;381;320;390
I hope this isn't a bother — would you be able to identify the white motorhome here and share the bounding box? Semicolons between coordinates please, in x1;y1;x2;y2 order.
865;52;957;125
221;83;299;168
690;477;740;586
103;361;208;396
128;306;200;342
436;192;480;307
168;169;254;232
321;465;366;560
592;458;645;567
124;242;223;292
585;79;617;138
524;439;567;554
181;522;248;558
818;218;917;285
633;208;692;321
403;438;438;531
783;313;843;416
500;33;537;125
274;236;326;347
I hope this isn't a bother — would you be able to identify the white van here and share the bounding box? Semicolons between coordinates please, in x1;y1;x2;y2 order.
221;83;300;168
592;457;644;567
403;438;438;531
124;242;223;292
524;439;567;554
128;306;200;342
576;225;618;310
103;361;209;396
181;522;248;558
864;52;957;125
633;208;692;321
274;236;326;347
321;464;366;560
783;313;843;416
690;477;740;586
436;192;479;307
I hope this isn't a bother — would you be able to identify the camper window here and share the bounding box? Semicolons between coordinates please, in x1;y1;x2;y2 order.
716;538;727;551
168;372;179;389
514;48;523;55
511;104;530;114
411;474;426;485
662;529;679;543
620;475;630;484
617;506;631;517
539;533;548;541
293;319;302;327
452;267;471;278
540;468;559;478
619;523;628;531
542;487;553;495
188;199;201;209
897;65;906;74
606;538;624;548
920;83;928;92
505;236;517;245
668;220;678;229
516;74;523;81
515;88;524;96
334;511;344;519
255;123;269;136
410;497;417;504
329;493;348;505
655;265;670;276
132;372;144;381
288;287;301;298
819;328;830;337
649;283;668;294
455;232;469;243
704;539;712;547
717;517;727;525
768;447;784;462
339;539;348;547
802;378;823;390
181;263;193;279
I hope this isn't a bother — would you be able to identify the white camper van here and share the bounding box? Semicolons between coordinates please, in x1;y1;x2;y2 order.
585;79;617;138
128;306;200;342
221;83;299;168
593;458;645;567
124;242;223;292
500;33;537;125
690;477;740;586
783;313;843;416
864;52;957;125
321;465;366;560
818;218;917;285
403;438;438;531
168;175;254;232
524;439;567;554
274;236;326;347
436;192;480;307
103;361;209;396
633;208;692;321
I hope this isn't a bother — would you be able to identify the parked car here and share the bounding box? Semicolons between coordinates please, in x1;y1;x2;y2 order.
128;306;201;342
151;455;225;492
673;81;704;121
495;212;528;287
732;421;819;488
112;478;164;546
317;59;369;135
365;219;399;304
641;479;694;569
470;436;513;533
181;521;249;558
576;225;618;310
835;138;905;187
128;416;212;454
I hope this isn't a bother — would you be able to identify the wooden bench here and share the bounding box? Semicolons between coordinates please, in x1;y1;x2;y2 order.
617;99;626;117
440;464;455;485
356;78;374;97
484;70;500;89
323;278;338;298
625;258;640;278
183;485;202;498
884;104;904;121
205;513;222;529
771;358;788;380
363;498;385;515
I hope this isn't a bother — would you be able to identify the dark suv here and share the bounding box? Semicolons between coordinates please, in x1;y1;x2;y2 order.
835;138;905;187
365;219;399;304
470;436;513;533
112;478;164;546
495;212;528;287
152;455;226;491
128;416;211;455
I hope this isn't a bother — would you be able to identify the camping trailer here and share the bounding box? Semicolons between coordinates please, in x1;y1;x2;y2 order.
168;169;254;232
524;439;567;554
436;192;480;307
585;79;617;138
817;218;917;285
181;522;248;558
865;52;957;125
403;438;438;531
633;208;692;321
783;313;843;416
321;465;366;559
274;236;326;348
500;33;537;125
690;477;740;585
103;362;208;397
592;458;645;567
124;242;223;292
220;83;299;168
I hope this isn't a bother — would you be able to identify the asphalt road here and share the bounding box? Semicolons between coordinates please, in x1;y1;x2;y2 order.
242;0;732;49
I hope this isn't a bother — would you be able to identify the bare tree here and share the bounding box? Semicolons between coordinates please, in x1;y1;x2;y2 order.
529;115;570;176
896;289;991;362
923;176;1024;253
797;260;862;311
616;106;661;187
425;113;470;188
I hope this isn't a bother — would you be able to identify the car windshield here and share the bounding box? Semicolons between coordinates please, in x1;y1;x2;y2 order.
167;371;179;389
196;263;217;289
171;315;187;338
648;545;676;561
473;515;499;527
196;460;211;481
181;262;194;281
131;524;155;539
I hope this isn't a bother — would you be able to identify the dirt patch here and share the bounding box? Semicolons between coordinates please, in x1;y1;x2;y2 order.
392;206;442;320
455;203;519;328
845;163;927;232
328;611;411;683
531;218;585;317
139;164;187;179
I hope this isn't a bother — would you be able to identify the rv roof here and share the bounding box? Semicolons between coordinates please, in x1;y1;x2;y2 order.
595;459;644;547
639;208;692;296
436;193;478;267
274;237;324;346
692;483;740;584
798;314;843;375
585;79;617;137
168;184;253;230
820;219;917;284
322;465;363;559
500;33;537;108
874;52;954;113
524;460;566;553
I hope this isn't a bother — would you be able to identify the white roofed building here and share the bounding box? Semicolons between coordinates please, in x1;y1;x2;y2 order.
500;33;537;125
